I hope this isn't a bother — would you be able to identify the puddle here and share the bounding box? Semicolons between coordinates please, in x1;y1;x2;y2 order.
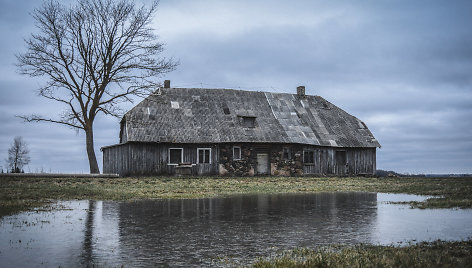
1;193;471;267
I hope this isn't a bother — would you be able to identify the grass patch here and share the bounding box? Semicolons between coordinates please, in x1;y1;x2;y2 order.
250;240;472;268
1;176;472;217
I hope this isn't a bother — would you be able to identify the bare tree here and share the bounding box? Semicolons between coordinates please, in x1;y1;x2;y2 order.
7;137;31;173
17;0;177;173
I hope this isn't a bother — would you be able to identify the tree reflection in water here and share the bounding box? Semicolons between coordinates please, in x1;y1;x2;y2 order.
80;200;96;267
3;193;472;267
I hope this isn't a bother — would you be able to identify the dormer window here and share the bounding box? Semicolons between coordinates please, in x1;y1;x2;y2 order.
241;116;256;128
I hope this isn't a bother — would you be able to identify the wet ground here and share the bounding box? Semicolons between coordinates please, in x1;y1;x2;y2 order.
1;192;471;267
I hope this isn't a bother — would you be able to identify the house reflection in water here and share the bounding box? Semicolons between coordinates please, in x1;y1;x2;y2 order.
108;193;378;266
4;193;472;267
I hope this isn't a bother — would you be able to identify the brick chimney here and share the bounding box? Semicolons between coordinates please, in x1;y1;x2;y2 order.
164;80;171;88
297;86;305;97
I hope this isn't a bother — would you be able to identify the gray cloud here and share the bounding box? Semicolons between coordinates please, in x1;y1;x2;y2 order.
0;0;471;173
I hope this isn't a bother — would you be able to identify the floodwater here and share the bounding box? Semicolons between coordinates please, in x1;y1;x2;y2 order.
1;193;472;267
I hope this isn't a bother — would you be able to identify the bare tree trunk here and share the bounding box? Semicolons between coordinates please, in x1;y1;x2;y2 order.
17;0;176;174
85;125;100;174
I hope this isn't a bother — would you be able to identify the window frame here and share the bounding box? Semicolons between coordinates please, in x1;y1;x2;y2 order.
197;148;212;164
168;148;183;165
303;150;315;164
283;147;291;160
233;146;242;160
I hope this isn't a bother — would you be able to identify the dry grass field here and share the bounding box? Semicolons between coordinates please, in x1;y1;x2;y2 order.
250;240;472;268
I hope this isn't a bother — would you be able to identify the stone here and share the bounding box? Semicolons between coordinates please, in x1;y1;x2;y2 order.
219;164;228;176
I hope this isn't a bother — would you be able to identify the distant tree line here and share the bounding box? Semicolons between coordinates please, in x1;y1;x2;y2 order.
376;169;471;178
375;170;404;177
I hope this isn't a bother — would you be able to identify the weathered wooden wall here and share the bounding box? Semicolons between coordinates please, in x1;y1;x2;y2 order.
301;146;376;176
103;143;130;175
103;142;376;176
103;143;219;176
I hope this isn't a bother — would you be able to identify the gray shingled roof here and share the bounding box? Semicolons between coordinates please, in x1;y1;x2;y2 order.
121;87;380;148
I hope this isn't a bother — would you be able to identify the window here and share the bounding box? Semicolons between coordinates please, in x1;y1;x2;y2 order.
303;150;314;164
283;147;291;160
233;146;241;160
197;148;211;164
336;151;346;166
169;148;183;165
241;116;256;128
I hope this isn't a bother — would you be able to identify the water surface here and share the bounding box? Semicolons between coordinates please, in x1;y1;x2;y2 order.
1;192;471;267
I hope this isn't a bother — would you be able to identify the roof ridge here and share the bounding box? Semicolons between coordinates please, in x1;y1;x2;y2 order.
163;87;321;98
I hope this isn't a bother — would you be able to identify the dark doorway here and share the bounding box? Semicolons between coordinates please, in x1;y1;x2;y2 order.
336;151;347;175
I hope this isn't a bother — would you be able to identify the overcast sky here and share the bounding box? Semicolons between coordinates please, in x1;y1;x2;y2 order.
0;0;471;174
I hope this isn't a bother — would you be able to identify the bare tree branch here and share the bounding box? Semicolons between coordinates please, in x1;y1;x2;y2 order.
17;115;84;130
16;0;177;173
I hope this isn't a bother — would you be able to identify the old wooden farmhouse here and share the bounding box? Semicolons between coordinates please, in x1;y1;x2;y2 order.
101;81;380;176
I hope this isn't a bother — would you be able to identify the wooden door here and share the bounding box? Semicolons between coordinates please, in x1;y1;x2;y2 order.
335;151;347;176
257;153;269;175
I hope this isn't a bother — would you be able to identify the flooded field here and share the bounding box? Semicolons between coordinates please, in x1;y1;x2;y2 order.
1;192;471;267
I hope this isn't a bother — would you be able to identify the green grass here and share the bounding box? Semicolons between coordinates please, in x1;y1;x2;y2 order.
250;240;472;268
1;176;472;217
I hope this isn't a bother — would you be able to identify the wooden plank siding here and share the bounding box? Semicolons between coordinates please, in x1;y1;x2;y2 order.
103;142;376;177
102;143;130;175
103;143;219;176
302;147;375;176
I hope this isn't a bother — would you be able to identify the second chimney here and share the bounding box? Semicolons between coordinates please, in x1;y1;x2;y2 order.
164;80;171;88
297;86;306;97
